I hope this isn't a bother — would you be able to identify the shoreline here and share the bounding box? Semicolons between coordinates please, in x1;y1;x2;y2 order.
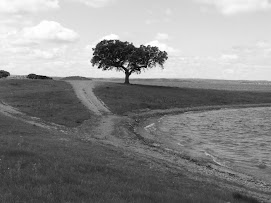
129;102;271;120
128;104;271;202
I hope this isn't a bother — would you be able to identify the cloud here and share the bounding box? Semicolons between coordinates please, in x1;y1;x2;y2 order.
4;45;67;60
197;0;271;15
165;8;173;15
0;0;59;14
155;33;169;41
21;20;79;44
100;33;119;41
146;40;180;55
223;68;235;75
220;54;239;61
32;49;58;59
145;7;173;25
86;33;119;50
234;41;271;65
33;47;67;59
145;19;158;25
71;0;115;8
256;40;270;48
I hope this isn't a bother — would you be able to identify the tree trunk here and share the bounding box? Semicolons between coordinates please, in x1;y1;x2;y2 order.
124;72;130;84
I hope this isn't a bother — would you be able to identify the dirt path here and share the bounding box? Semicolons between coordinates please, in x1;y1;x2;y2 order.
67;80;111;116
66;80;123;142
0;101;67;132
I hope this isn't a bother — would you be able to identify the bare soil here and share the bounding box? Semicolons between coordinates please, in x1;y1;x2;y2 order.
67;80;111;116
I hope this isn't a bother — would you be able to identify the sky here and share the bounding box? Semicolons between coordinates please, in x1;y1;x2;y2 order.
1;0;271;80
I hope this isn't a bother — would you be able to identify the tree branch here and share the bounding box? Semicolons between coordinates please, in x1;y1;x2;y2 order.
121;65;128;72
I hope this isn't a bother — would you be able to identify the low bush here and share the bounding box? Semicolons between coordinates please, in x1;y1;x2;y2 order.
27;74;52;80
0;70;10;78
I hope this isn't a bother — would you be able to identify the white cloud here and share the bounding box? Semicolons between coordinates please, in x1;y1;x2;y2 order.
32;47;66;59
0;25;17;39
100;33;119;41
223;68;235;75
256;40;270;48
145;19;158;25
86;33;119;50
220;54;239;60
145;7;173;24
10;38;38;46
0;0;59;14
146;40;180;55
71;0;115;8
32;49;57;59
165;8;173;15
4;45;66;60
197;0;271;15
21;20;79;44
232;41;271;58
155;33;169;41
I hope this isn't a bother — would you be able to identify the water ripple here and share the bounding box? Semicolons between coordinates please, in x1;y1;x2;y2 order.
155;107;271;183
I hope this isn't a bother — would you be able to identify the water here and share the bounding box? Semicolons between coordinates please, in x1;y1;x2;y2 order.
145;107;271;183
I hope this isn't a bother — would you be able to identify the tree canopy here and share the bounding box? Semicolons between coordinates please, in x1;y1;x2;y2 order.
91;40;168;84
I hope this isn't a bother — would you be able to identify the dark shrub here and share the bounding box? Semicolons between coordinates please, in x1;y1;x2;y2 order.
0;70;10;78
27;74;37;79
27;74;53;80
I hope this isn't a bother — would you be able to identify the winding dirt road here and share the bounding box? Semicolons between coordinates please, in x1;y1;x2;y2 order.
67;80;124;143
67;80;111;115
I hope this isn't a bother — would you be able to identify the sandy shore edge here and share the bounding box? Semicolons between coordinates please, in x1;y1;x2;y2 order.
128;104;271;202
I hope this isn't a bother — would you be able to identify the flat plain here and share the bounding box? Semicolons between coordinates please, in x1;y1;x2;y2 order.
94;79;271;115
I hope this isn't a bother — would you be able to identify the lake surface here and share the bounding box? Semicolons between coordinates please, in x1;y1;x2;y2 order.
145;107;271;183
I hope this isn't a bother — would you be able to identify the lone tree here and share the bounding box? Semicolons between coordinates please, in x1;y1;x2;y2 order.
91;40;168;84
0;70;10;78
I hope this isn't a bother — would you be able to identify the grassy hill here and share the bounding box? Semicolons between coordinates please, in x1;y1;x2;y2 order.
0;79;266;202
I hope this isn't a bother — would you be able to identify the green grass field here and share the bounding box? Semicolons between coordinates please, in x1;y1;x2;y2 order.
93;82;271;115
1;113;249;202
97;78;271;92
0;79;94;127
0;79;264;202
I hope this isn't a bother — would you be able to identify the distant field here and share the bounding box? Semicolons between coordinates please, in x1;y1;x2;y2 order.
0;79;93;127
61;76;92;80
97;78;271;92
94;81;271;115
